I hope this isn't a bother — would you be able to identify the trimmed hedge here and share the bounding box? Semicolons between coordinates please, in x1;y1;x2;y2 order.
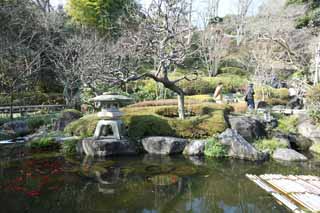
179;74;247;95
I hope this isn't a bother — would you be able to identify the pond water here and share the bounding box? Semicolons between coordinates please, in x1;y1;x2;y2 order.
1;153;320;213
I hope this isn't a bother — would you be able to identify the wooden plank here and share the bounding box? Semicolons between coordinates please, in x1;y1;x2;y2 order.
291;193;320;212
246;174;304;213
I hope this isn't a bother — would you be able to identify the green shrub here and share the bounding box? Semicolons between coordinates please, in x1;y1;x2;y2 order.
277;116;299;134
126;115;175;139
64;114;100;137
204;137;227;158
254;139;287;153
219;67;247;76
61;139;79;155
28;137;60;150
255;87;289;100
179;74;247;95
219;58;246;69
60;109;82;117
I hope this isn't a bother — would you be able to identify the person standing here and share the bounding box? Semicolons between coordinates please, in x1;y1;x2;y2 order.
245;83;255;110
213;82;223;103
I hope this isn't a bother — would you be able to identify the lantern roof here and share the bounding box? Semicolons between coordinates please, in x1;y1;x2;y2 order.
91;92;132;103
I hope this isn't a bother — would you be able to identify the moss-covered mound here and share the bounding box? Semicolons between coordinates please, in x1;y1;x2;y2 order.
65;104;231;139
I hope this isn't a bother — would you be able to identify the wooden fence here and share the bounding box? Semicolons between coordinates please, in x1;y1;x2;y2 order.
0;105;65;114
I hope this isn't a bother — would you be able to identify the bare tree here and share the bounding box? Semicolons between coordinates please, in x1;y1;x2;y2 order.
0;0;42;118
198;0;228;77
235;0;254;46
120;0;198;119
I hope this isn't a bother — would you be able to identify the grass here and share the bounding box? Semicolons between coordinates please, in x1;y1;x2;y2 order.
204;137;227;158
28;137;60;150
61;139;79;155
65;104;231;139
254;139;288;153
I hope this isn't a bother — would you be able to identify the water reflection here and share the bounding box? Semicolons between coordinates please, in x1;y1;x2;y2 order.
2;154;318;212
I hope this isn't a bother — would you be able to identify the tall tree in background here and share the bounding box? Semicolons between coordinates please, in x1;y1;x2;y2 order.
66;0;138;36
0;0;43;118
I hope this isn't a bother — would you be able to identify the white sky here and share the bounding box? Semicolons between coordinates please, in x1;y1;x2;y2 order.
51;0;263;17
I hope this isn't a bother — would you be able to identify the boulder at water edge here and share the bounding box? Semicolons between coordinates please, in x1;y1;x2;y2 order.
218;129;268;161
228;116;266;142
272;148;307;161
142;137;188;155
297;117;320;144
288;134;312;151
183;140;207;156
82;138;137;156
2;120;29;136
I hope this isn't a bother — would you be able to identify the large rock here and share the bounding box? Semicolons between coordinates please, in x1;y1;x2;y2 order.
272;148;308;161
228;116;266;142
54;110;82;131
288;134;312;151
82;138;137;156
142;137;188;155
271;131;291;148
218;129;268;161
183;140;207;156
297;117;320;144
2;120;29;136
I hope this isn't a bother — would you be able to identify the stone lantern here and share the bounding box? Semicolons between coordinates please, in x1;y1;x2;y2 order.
91;92;132;140
82;93;136;157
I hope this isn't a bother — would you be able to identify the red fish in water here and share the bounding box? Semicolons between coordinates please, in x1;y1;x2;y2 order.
26;190;40;197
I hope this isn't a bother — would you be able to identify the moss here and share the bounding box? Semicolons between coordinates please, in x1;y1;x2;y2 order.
66;104;230;139
126;115;175;139
276;116;299;134
185;95;215;102
254;139;287;153
64;114;100;137
204;137;227;158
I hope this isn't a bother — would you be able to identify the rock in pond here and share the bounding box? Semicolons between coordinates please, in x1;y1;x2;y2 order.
288;134;312;151
272;148;307;161
82;138;137;157
2;120;29;136
142;137;188;155
218;129;268;161
297;117;320;144
183;140;207;156
228;115;266;142
54;110;82;131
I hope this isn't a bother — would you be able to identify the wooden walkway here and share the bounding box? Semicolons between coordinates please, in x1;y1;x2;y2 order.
0;104;65;114
247;174;320;212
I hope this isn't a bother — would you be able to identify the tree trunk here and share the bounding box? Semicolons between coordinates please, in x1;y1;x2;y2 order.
177;93;185;119
10;91;13;120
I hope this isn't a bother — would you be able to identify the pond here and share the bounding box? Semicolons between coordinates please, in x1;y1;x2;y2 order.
1;153;320;213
